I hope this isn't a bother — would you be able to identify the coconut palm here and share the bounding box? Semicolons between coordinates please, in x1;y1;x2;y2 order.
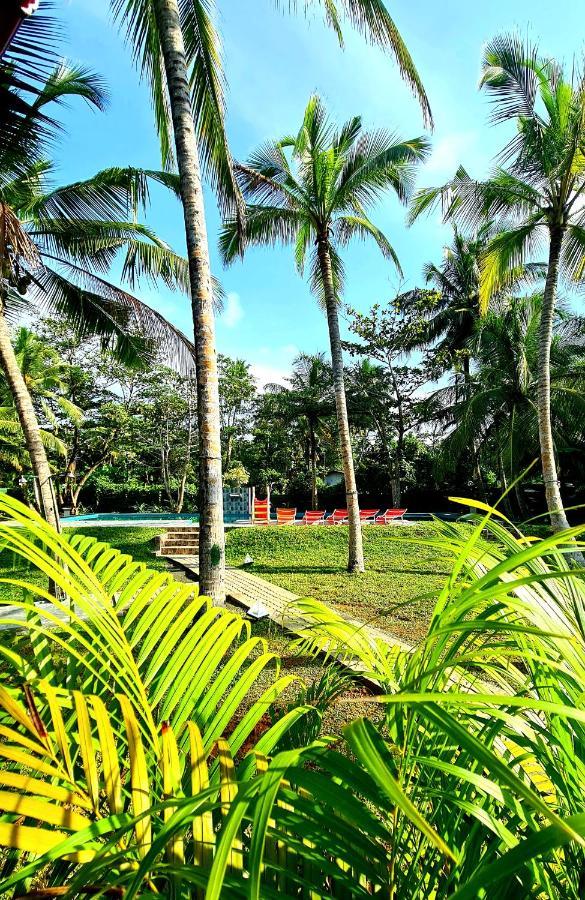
433;294;585;515
220;96;429;571
112;0;433;598
411;34;585;533
0;65;195;530
267;353;335;510
418;225;490;388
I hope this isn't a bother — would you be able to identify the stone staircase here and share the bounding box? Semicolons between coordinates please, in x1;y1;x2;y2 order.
156;526;200;557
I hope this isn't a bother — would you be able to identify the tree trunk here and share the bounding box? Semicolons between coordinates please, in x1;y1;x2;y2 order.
309;423;318;510
539;227;571;533
317;238;364;573
154;0;225;602
388;365;404;510
0;306;60;531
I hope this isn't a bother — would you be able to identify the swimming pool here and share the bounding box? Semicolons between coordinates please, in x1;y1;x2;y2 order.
61;512;200;527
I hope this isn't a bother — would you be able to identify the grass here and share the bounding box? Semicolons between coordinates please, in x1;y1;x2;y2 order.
0;526;168;600
0;523;454;644
0;521;453;736
225;524;453;644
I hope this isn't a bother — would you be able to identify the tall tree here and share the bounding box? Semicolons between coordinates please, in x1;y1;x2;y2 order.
417;226;490;388
411;34;585;533
432;294;585;516
266;353;334;510
0;64;193;530
221;96;429;571
218;355;256;471
345;306;430;506
113;0;433;597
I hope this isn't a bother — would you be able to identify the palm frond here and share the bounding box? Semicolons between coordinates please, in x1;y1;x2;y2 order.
335;213;402;273
480;221;545;312
30;261;196;373
276;0;433;127
480;33;542;124
219;204;303;263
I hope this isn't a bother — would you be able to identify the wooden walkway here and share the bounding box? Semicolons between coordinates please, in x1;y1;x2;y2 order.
166;555;412;678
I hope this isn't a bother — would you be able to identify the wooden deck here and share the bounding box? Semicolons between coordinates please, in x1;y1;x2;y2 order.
166;555;411;675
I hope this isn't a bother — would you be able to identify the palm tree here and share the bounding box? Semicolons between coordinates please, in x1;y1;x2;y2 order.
434;294;585;516
112;0;433;598
0;65;195;530
220;97;429;571
411;34;585;533
267;353;335;510
419;225;490;388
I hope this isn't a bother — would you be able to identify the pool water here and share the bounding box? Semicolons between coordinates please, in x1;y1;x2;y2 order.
62;512;200;527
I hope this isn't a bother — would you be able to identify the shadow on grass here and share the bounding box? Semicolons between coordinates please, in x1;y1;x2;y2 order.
240;564;344;576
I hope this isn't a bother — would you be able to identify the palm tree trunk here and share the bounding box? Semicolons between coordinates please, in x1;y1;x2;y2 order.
0;305;60;530
309;423;318;510
317;237;364;573
153;0;225;602
539;227;571;532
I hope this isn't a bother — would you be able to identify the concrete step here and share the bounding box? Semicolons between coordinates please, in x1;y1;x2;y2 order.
164;528;199;534
165;547;200;556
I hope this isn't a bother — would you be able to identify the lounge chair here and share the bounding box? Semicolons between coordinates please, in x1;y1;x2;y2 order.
375;508;407;524
359;509;380;523
276;507;297;525
253;498;271;524
300;510;326;525
325;509;348;525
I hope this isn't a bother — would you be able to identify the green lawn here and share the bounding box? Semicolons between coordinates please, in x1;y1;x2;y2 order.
0;522;455;643
0;521;455;732
225;524;453;644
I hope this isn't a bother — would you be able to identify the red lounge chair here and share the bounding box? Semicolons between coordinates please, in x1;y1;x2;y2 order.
253;498;271;524
325;509;348;524
375;508;407;524
276;507;297;524
359;509;380;523
300;510;326;525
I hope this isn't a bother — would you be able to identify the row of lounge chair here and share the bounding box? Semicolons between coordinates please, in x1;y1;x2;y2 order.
253;500;406;525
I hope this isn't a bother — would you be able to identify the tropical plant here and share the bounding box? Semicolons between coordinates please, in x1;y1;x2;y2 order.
220;96;429;570
291;501;585;897
416;225;490;387
411;34;585;533
112;0;433;601
4;496;585;895
266;353;335;510
0;59;195;531
0;493;307;894
432;295;585;515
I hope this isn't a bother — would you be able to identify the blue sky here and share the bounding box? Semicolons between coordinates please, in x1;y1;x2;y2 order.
56;0;584;385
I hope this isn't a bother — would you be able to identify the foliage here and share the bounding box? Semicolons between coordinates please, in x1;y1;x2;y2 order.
433;295;585;491
220;94;429;301
0;61;194;370
0;494;307;893
3;501;585;895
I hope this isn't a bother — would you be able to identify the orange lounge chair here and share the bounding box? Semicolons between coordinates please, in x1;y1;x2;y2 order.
375;508;407;524
325;509;348;524
276;507;297;525
359;509;380;523
253;498;271;524
300;510;326;525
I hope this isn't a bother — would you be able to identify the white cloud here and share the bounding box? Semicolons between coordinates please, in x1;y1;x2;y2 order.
222;292;244;328
249;343;299;390
424;132;479;177
250;363;291;390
